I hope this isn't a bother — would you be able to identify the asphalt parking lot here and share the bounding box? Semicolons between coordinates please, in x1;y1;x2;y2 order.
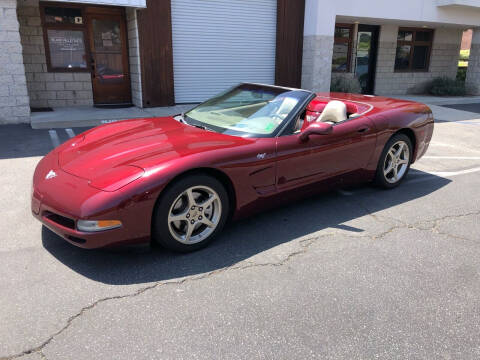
1;103;480;359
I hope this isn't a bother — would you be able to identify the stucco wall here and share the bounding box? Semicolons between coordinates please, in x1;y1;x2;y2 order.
303;0;480;34
0;0;30;124
374;25;463;95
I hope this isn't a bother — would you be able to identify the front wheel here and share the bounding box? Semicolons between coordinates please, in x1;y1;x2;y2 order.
374;134;413;189
152;174;229;252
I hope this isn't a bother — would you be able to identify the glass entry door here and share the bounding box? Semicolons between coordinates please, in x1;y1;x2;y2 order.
355;25;380;94
87;11;131;105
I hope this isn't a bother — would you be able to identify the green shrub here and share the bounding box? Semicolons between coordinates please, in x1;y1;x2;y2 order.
457;67;467;82
330;76;362;93
426;76;466;96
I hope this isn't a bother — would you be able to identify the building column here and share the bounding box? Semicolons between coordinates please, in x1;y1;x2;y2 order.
126;8;143;108
301;0;335;92
0;0;30;124
466;27;480;95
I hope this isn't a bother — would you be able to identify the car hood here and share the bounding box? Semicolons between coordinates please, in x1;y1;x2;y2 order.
58;117;251;182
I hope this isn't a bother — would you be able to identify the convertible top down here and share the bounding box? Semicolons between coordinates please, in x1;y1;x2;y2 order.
32;83;434;252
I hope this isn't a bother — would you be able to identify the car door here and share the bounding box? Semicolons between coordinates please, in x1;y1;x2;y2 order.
275;116;377;192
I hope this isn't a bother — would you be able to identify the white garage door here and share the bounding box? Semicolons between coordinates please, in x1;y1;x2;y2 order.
171;0;277;103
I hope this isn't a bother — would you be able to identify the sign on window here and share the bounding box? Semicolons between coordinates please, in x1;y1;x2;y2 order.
47;29;87;69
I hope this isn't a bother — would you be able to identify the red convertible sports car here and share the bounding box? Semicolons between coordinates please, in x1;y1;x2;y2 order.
32;83;434;252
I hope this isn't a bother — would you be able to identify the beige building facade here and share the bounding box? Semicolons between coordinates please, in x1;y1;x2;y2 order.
1;0;480;125
303;0;480;95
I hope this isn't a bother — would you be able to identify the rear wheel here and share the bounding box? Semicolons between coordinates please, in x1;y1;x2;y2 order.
152;174;229;252
374;133;412;189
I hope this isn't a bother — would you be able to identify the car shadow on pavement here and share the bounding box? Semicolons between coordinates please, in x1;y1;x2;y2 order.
42;171;451;285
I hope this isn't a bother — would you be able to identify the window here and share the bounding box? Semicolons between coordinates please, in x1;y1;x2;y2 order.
40;4;89;72
185;84;311;137
332;24;353;72
395;28;434;72
44;6;83;25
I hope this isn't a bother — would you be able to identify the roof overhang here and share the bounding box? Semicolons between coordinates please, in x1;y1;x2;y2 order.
437;0;480;9
335;15;472;29
46;0;146;8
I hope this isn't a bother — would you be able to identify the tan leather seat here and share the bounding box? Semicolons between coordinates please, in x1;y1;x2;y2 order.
317;100;347;123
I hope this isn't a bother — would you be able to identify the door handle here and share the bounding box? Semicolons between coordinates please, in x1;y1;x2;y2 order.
357;127;370;133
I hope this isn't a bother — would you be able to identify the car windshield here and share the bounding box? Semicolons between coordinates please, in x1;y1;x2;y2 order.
184;84;312;137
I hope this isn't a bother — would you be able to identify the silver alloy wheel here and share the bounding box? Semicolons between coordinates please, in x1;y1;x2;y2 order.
167;185;222;245
383;140;410;184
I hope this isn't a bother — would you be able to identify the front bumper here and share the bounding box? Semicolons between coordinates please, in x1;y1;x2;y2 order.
33;205;139;249
32;153;151;249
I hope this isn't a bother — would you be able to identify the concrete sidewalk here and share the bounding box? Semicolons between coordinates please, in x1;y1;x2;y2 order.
31;104;196;129
30;95;480;130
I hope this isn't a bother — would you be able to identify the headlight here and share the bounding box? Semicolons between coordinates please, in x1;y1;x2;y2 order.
77;220;122;232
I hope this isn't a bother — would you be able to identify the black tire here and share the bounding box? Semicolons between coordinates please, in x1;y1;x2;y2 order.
152;174;229;252
374;133;413;189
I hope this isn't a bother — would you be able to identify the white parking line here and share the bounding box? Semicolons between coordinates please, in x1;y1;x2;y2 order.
48;130;60;148
428;143;480;155
407;166;480;184
429;142;464;148
429;166;480;177
65;128;75;138
423;156;480;160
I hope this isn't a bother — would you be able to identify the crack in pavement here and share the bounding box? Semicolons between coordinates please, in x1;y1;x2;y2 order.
2;210;479;360
0;232;328;360
352;194;480;242
359;209;480;243
429;211;480;243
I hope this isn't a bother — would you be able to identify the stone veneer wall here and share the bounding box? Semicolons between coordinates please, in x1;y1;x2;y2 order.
17;0;94;108
126;8;142;107
374;25;463;95
466;28;480;95
301;35;334;92
0;0;30;124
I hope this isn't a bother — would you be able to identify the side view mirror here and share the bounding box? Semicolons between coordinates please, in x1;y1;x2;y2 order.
299;122;333;142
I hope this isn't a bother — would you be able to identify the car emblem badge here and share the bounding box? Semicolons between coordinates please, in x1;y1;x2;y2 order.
257;153;266;159
45;170;57;180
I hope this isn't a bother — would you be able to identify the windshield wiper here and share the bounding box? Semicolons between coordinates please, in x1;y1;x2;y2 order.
182;115;215;132
190;123;214;132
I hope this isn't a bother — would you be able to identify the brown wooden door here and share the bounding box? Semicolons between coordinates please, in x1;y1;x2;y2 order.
87;10;131;105
137;0;175;107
